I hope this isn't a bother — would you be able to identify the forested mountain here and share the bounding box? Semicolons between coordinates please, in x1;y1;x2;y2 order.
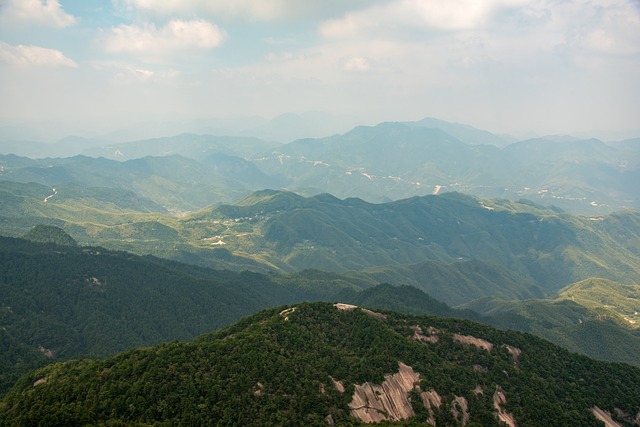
0;235;488;396
0;235;306;393
2;232;639;403
1;183;639;303
2;302;639;426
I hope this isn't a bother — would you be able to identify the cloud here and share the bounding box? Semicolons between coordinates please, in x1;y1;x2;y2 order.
343;56;370;71
104;19;226;56
0;0;76;28
115;0;374;22
319;0;512;38
0;41;77;67
115;0;290;21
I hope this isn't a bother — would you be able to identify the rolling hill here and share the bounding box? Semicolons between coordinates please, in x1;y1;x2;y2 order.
1;183;639;303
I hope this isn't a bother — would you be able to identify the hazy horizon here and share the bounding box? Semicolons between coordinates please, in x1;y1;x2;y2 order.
1;0;639;140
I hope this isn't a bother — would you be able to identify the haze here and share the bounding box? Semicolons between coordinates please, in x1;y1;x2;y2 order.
1;0;639;140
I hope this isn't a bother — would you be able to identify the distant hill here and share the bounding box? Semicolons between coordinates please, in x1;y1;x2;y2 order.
82;133;278;161
0;153;274;211
1;185;638;301
3;117;638;214
410;116;513;146
0;236;333;395
464;278;640;367
251;121;639;214
3;302;639;426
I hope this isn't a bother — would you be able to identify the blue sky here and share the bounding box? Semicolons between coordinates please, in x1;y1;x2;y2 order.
0;0;639;138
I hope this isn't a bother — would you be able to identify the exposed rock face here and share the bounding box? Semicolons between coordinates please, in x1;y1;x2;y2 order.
33;378;47;387
38;345;56;358
334;303;358;311
361;308;387;320
504;345;522;363
419;388;442;426
253;382;264;396
592;407;623;427
453;333;493;352
493;385;517;427
412;325;439;343
334;303;386;319
452;395;470;426
348;362;420;423
330;377;345;394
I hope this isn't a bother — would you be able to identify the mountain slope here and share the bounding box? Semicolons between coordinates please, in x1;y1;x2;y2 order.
0;236;330;394
2;302;639;426
2;184;639;301
464;278;640;367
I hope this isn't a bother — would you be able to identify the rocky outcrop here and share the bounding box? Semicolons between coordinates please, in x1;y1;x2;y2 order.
348;362;420;423
334;303;386;319
330;377;345;394
592;407;623;427
419;388;442;426
452;395;470;426
453;333;493;352
493;385;517;427
504;345;522;363
412;325;439;343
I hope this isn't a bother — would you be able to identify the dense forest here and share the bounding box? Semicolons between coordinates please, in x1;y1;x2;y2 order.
2;303;639;426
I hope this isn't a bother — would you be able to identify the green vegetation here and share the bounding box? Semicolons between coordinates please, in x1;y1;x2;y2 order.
2;303;639;426
23;224;76;246
465;279;640;367
2;183;638;304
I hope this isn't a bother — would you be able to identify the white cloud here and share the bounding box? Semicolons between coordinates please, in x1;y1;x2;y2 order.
319;0;519;38
343;56;370;71
115;0;290;21
0;41;77;67
104;19;226;56
115;0;377;22
0;0;76;28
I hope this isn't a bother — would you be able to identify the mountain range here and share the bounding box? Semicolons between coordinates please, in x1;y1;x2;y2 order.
0;116;639;424
2;116;638;215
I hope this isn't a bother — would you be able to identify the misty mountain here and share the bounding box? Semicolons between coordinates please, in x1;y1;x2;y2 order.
0;153;278;211
409;117;514;146
240;111;362;143
82;133;279;161
252;121;639;214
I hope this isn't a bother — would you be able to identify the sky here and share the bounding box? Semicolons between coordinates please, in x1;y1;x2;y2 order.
0;0;639;138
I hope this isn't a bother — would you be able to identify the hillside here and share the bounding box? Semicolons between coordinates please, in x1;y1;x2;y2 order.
196;190;640;293
464;279;640;367
0;153;264;212
1;184;639;302
0;236;329;394
2;302;639;426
